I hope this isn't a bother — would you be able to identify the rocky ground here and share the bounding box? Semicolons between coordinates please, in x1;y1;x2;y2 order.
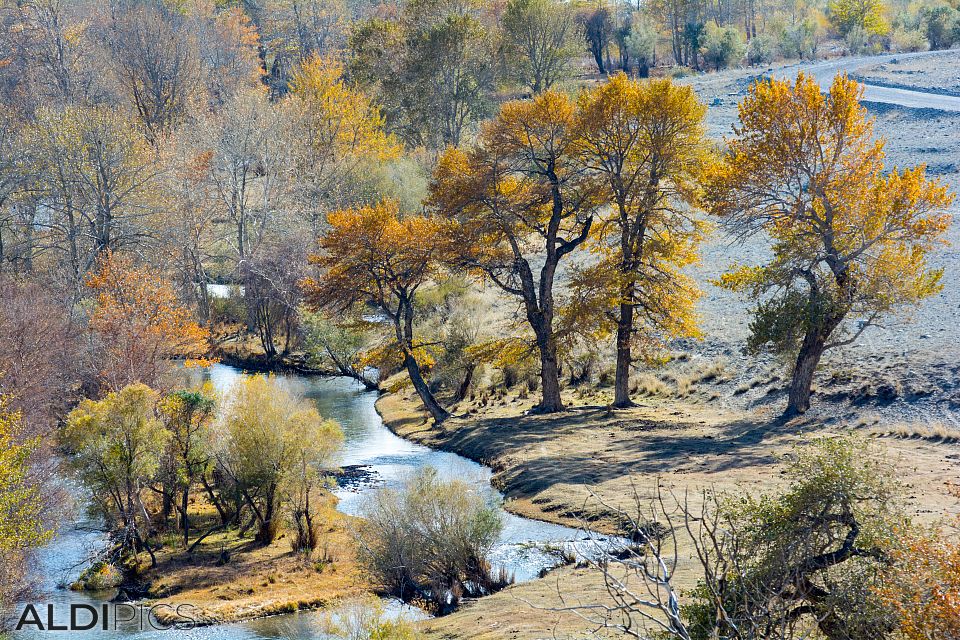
851;50;960;97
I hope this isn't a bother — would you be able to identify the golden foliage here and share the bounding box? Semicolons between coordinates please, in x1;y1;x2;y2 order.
707;73;952;353
0;399;49;553
288;55;401;162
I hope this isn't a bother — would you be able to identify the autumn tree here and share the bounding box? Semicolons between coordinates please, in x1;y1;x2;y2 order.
706;74;953;415
286;55;401;236
430;91;600;413
348;0;499;148
214;375;342;545
576;73;709;408
501;0;581;95
103;1;203;144
63;384;170;566
86;252;211;392
159;387;216;547
0;399;51;614
304;200;452;423
828;0;888;35
24;106;160;296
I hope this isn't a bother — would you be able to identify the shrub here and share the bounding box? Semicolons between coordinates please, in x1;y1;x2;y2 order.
778;19;820;59
844;24;870;53
891;27;930;51
320;596;420;640
354;467;505;614
700;24;745;70
745;33;776;64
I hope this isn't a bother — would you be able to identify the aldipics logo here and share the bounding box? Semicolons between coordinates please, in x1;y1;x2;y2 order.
15;603;199;632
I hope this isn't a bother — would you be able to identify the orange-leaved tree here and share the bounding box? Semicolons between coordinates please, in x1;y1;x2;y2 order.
87;252;211;392
304;200;452;423
575;73;710;408
430;91;601;413
883;523;960;639
706;74;953;415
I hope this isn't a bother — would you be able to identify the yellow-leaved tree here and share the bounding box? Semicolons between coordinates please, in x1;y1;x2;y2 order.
303;200;453;423
430;91;601;413
706;74;953;415
286;55;401;235
0;398;50;610
574;73;710;408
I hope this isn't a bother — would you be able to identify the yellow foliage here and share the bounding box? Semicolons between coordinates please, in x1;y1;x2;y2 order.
0;399;49;553
707;73;952;356
288;55;401;162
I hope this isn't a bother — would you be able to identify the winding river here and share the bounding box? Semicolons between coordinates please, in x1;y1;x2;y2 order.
13;364;593;639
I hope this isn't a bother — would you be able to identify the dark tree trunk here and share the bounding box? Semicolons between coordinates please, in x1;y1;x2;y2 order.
534;329;564;413
455;363;476;402
405;353;450;423
786;313;843;415
613;297;635;408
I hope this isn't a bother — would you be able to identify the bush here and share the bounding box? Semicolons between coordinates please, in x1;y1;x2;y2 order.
844;24;870;53
745;33;776;64
71;561;123;591
701;24;745;70
922;2;959;49
320;596;420;640
354;467;505;614
209;288;246;326
778;19;820;59
891;27;930;51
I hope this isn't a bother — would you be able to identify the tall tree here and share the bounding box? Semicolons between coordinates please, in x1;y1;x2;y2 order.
348;0;498;148
706;74;953;415
501;0;580;95
104;2;203;144
63;384;170;566
575;74;709;408
215;375;342;544
430;91;600;413
304;200;452;423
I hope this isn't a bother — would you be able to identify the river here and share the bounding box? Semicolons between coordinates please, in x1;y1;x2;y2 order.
12;364;596;639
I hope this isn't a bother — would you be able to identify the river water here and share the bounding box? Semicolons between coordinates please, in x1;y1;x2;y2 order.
12;364;595;639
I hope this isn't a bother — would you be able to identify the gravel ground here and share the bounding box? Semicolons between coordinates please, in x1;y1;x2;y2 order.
851;50;960;97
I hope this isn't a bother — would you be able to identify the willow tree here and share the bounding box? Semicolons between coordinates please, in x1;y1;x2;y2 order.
304;200;452;423
576;73;710;408
431;91;600;413
707;74;953;415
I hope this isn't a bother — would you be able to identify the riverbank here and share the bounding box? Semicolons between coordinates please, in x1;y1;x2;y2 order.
377;385;960;638
141;495;368;626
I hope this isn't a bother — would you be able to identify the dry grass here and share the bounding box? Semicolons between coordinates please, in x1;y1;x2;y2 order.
378;386;960;639
872;419;960;442
146;495;368;625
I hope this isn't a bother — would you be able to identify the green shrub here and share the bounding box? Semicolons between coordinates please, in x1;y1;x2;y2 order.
701;24;746;70
746;33;776;64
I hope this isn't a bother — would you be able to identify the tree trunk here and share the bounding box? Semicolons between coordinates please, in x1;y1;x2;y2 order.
535;331;564;413
613;298;635;408
455;363;476;402
405;353;450;423
181;488;190;548
787;323;836;415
